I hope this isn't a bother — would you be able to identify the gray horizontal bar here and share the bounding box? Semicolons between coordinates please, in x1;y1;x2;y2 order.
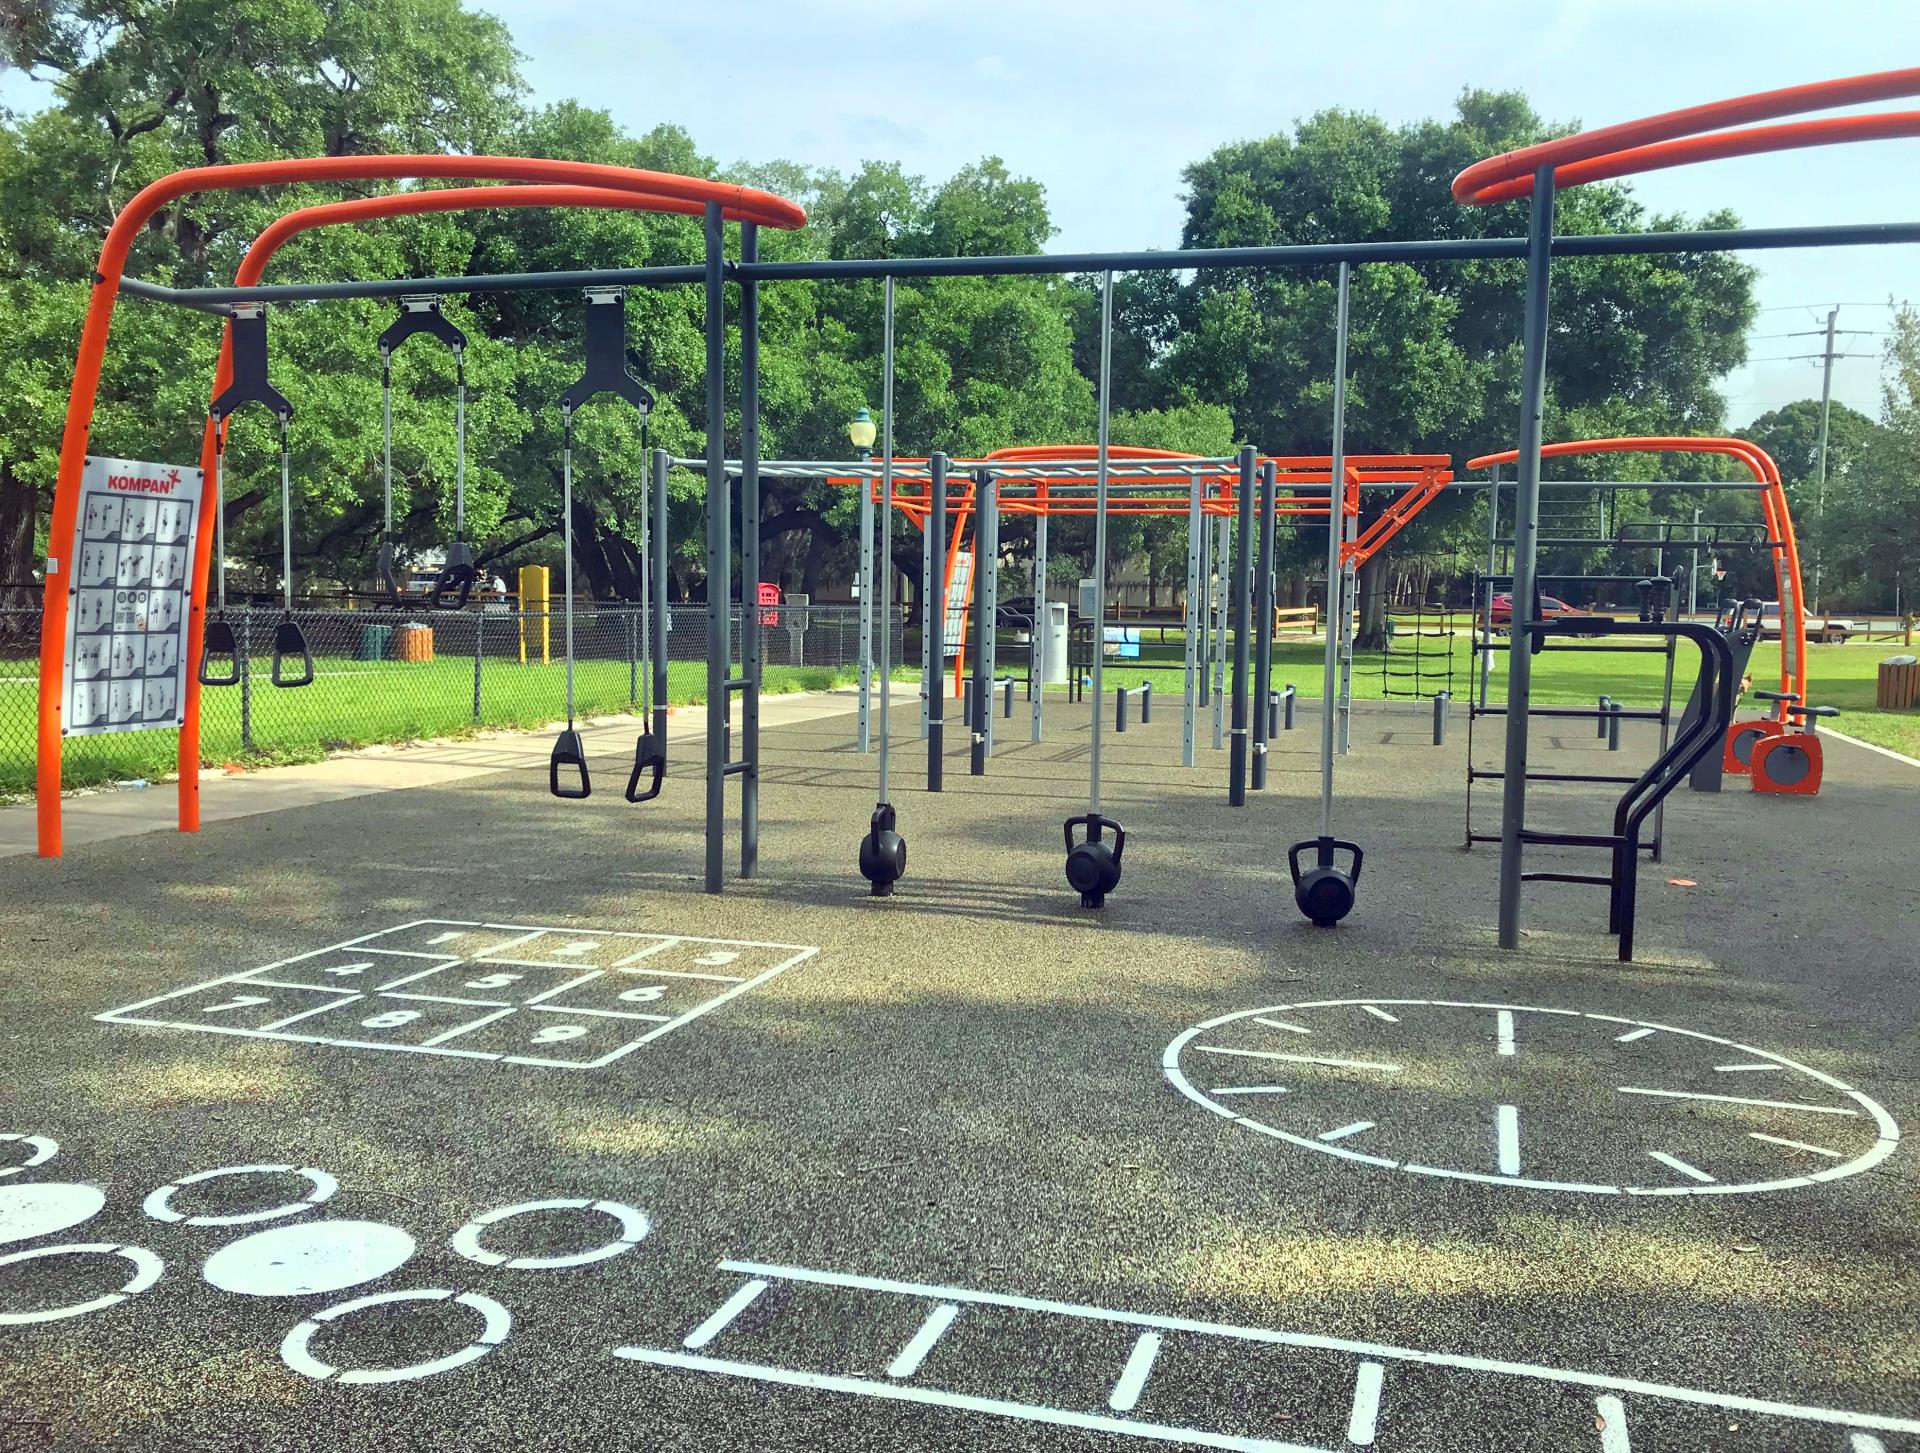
119;263;708;308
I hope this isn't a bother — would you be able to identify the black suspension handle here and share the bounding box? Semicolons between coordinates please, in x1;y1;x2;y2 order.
1287;835;1364;886
428;540;477;611
270;616;314;688
624;731;665;803
550;728;591;800
1062;812;1126;864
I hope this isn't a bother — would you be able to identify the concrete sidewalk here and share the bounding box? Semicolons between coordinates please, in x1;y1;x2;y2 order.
1;684;915;858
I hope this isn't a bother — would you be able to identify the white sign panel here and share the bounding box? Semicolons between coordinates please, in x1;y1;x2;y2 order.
62;455;203;736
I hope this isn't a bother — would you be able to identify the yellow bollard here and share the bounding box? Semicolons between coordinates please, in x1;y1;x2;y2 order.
519;564;550;665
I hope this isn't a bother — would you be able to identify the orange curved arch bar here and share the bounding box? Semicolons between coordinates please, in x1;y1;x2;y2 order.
1453;67;1920;204
1465;437;1807;715
37;156;804;855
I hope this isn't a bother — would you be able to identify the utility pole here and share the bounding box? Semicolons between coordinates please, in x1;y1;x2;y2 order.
1812;306;1838;614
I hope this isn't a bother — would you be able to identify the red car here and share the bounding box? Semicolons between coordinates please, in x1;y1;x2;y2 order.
1480;592;1590;635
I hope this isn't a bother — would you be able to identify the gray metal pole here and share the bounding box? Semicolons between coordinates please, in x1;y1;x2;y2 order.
1252;459;1277;790
702;201;728;895
970;467;990;777
1496;166;1558;949
1031;511;1048;743
982;470;1000;758
1228;445;1255;806
878;277;896;804
1089;270;1114;816
927;451;947;792
1213;514;1229;749
651;448;669;747
740;221;762;880
1812;304;1837;614
920;474;933;739
1197;512;1212;709
1337;515;1357;756
857;449;874;752
1182;471;1202;768
1480;467;1501;707
1321;264;1353;840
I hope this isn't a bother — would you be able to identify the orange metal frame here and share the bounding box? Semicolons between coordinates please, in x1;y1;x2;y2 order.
1464;437;1809;716
36;157;803;856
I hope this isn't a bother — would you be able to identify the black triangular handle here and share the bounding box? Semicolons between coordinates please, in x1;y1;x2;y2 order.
270;617;314;688
550;728;591;799
624;731;665;803
198;617;240;687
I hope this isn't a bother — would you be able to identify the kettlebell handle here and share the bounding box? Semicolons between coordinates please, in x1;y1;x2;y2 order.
1063;812;1126;865
1287;835;1363;886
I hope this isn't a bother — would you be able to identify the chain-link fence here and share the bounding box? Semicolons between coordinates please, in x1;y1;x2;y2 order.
0;601;901;799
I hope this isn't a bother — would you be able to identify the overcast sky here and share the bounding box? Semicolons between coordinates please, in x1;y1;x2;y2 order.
8;0;1916;425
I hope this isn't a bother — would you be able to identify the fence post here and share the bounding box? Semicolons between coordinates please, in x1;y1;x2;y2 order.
473;610;484;722
238;604;254;753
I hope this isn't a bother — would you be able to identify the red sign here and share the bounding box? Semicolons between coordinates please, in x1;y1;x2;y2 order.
757;582;781;627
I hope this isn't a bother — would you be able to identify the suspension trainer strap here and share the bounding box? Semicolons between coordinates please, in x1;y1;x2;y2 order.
562;407;576;725
378;348;400;602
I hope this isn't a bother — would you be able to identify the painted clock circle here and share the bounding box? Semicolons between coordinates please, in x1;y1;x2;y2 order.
1162;999;1899;1195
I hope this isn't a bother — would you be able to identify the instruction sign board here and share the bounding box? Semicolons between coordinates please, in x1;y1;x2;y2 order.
62;455;203;735
942;551;973;659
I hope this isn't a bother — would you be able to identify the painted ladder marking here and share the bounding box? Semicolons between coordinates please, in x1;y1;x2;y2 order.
684;1280;768;1350
1750;1132;1845;1159
1347;1359;1385;1446
1253;1017;1312;1035
1318;1121;1375;1144
554;941;600;957
1213;1086;1289;1097
426;931;465;945
1646;1150;1716;1185
1617;1087;1858;1116
1359;1006;1398;1023
1496;1105;1520;1177
1496;1009;1516;1057
1714;1063;1782;1073
1197;1048;1402;1073
1596;1393;1631;1451
887;1303;959;1380
1614;1028;1656;1043
1108;1331;1161;1413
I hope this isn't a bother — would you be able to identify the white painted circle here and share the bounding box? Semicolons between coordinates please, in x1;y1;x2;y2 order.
449;1197;649;1270
203;1220;416;1297
280;1289;510;1384
0;1135;59;1178
0;1243;163;1325
0;1183;107;1245
144;1164;339;1226
1163;999;1902;1196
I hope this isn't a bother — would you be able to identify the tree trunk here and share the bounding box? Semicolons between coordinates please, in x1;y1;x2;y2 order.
1355;552;1390;651
1;462;38;608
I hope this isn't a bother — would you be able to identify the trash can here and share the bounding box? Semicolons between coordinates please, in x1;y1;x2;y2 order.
394;622;435;664
1877;654;1918;709
356;623;393;661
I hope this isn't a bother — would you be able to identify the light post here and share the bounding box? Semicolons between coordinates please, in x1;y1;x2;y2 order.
849;407;878;752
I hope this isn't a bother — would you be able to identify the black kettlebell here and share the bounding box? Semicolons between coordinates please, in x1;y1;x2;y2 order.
1287;835;1364;927
1064;813;1126;909
858;802;907;896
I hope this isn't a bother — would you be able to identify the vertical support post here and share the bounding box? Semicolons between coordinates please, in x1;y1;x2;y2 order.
857;453;874;752
1182;470;1202;768
1320;263;1353;842
920;472;933;740
739;222;763;879
701;201;728;896
1228;444;1255;806
927;452;947;791
1252;459;1277;790
1088;271;1115;818
1480;466;1501;705
1212;514;1229;749
1197;508;1212;709
651;447;670;748
1432;689;1449;746
1497;165;1558;949
877;275;897;807
1337;497;1357;756
982;469;1000;758
1031;508;1048;743
970;467;990;777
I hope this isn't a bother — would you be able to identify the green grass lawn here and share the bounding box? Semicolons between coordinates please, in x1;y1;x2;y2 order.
2;655;906;799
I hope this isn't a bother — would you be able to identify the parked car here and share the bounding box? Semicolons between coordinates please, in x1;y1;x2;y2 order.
1479;591;1591;635
1756;601;1854;643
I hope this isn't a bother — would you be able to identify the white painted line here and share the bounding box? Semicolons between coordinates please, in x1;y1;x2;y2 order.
1212;1086;1289;1097
1252;1017;1312;1035
1615;1027;1656;1043
609;939;679;968
716;1258;1920;1436
257;997;361;1033
382;991;514;1008
0;1134;59;1177
527;1003;673;1023
418;1008;516;1047
1496;1009;1516;1057
1617;1087;1858;1116
614;1346;1312;1453
1853;1434;1889;1452
593;949;819;1066
1318;1121;1375;1143
1596;1393;1631;1451
143;1164;337;1227
1401;1164;1620;1194
1195;1047;1402;1073
280;1288;509;1384
684;1279;769;1350
887;1303;960;1379
1713;1063;1782;1073
1359;1005;1398;1022
1496;1105;1520;1176
1749;1132;1845;1159
426;931;466;944
518;970;608;1005
1646;1150;1716;1185
0;1243;164;1326
450;1198;649;1270
1824;725;1920;770
1347;1360;1384;1445
1109;1331;1161;1412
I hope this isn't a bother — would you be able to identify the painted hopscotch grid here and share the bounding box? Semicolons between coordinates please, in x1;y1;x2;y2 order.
97;919;817;1071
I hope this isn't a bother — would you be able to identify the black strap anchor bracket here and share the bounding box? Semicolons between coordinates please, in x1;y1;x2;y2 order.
560;289;656;417
210;304;294;425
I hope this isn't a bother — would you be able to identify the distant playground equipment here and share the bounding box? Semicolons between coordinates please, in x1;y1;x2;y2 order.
1750;700;1841;796
30;71;1918;959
